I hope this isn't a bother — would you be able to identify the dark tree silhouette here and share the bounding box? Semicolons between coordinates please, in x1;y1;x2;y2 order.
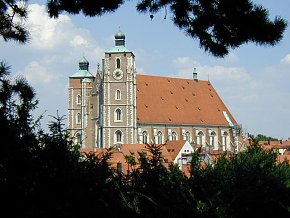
0;0;29;43
0;0;287;56
189;144;290;217
46;0;287;57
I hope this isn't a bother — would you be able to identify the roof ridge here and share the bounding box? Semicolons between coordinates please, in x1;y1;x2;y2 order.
136;74;208;82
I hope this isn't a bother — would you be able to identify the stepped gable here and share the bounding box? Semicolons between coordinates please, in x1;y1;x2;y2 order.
136;74;237;126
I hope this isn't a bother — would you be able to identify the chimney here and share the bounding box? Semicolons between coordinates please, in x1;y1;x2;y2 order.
193;68;198;82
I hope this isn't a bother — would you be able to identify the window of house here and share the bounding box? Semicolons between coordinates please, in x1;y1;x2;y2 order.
115;130;122;143
172;131;177;141
157;131;163;144
185;131;191;142
142;131;148;144
76;112;81;124
77;94;81;105
116;58;121;69
115;108;122;121
116;90;121;100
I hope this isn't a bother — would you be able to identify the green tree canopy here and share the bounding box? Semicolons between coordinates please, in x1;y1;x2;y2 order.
248;133;279;143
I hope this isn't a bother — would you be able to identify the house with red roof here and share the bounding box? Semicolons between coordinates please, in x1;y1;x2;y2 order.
81;143;173;174
259;139;290;163
68;30;244;153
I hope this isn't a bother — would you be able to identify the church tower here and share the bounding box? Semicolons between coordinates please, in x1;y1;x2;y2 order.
68;57;95;148
101;30;137;148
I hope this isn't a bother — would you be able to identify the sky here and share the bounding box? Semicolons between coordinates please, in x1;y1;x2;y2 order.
1;0;290;139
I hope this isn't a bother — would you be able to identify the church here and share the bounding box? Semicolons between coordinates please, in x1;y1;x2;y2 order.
68;30;243;152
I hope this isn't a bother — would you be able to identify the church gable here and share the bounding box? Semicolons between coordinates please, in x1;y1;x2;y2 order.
136;74;236;126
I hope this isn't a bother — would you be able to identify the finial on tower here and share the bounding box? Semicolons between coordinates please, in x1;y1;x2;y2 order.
115;28;125;46
79;56;89;71
193;67;198;82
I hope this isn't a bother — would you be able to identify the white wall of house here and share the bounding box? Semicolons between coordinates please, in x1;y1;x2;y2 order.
174;141;195;169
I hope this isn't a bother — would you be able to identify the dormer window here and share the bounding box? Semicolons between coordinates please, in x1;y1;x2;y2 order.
116;58;121;69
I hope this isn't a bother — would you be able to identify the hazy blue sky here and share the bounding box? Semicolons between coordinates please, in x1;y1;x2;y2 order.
1;0;290;139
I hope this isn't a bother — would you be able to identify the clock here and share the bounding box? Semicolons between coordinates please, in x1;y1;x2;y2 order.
113;69;123;80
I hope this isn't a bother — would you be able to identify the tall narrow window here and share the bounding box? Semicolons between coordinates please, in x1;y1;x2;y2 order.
76;113;81;124
75;132;81;144
77;94;81;105
172;131;177;141
197;131;204;146
185;131;191;142
115;108;122;121
116;90;121;100
222;132;229;150
115;130;122;143
116;58;121;69
157;131;163;144
209;131;217;150
142;131;148;144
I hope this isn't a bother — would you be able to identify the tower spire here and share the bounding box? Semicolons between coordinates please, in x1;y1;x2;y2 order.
79;56;89;71
115;29;125;46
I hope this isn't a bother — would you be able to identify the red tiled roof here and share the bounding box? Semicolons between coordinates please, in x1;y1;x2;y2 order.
81;144;173;173
164;140;188;160
120;144;173;163
277;155;290;163
136;74;237;126
259;140;290;148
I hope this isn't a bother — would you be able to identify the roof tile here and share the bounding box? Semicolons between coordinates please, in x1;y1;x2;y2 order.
136;74;237;126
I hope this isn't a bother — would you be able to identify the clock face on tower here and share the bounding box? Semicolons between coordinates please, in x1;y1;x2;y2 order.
113;69;123;80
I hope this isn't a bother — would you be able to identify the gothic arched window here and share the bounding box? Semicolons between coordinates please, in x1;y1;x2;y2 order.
75;132;81;144
222;131;229;150
76;113;81;124
142;131;148;144
157;131;163;144
115;108;122;121
185;131;191;142
77;94;81;105
115;130;122;143
197;131;204;145
116;90;121;100
116;58;121;69
209;131;217;149
172;131;177;141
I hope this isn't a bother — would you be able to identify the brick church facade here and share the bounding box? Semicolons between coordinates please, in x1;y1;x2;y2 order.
68;30;243;152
